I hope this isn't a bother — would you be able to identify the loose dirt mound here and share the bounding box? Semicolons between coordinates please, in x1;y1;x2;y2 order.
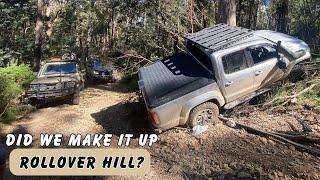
1;83;320;179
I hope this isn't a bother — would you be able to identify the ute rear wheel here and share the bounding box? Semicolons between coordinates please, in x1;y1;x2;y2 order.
188;102;219;127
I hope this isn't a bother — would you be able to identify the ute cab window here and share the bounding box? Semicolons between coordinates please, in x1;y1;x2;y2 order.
248;45;277;64
187;42;213;72
43;62;76;75
222;50;249;74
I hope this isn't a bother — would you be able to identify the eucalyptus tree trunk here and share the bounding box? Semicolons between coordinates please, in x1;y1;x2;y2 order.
227;0;237;27
216;0;236;27
34;0;44;71
189;0;194;33
216;0;227;24
276;0;289;33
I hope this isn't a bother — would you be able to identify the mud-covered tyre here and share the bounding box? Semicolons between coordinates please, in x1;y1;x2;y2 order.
71;90;80;105
80;82;85;91
28;98;38;107
72;95;80;105
188;102;219;127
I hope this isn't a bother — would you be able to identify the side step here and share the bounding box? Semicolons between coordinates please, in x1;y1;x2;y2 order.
223;88;270;110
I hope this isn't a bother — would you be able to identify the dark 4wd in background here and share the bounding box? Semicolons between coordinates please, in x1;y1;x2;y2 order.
25;58;84;106
86;58;115;82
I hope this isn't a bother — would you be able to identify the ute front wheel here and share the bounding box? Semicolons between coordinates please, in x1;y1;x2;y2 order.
72;95;80;105
71;89;80;105
188;102;219;127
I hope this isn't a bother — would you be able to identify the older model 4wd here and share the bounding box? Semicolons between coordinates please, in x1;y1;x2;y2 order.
138;24;311;131
25;57;84;105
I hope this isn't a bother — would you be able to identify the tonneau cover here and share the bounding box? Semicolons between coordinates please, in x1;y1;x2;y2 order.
138;53;214;108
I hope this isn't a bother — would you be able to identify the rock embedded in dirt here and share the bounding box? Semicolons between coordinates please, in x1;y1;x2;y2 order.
289;145;296;151
205;168;211;175
259;137;268;144
289;161;296;166
222;163;230;169
277;171;284;177
268;139;276;146
225;119;236;127
229;162;238;169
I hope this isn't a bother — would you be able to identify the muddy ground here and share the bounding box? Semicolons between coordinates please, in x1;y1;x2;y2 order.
0;83;320;180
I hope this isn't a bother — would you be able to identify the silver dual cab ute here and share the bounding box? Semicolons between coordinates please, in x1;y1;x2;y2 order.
138;24;311;131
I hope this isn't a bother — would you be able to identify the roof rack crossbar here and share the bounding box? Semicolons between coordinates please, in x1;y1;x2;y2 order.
188;24;229;41
185;24;253;52
186;24;227;38
209;33;254;51
203;30;248;47
198;29;239;44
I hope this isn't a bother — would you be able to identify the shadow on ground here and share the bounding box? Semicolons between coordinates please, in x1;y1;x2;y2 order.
91;100;154;138
84;80;135;94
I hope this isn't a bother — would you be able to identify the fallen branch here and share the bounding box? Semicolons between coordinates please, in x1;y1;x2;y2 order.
113;54;153;63
272;132;320;144
264;83;317;106
0;102;10;118
219;116;320;156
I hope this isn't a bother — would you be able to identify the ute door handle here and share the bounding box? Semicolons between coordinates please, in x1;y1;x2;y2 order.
225;81;233;87
255;70;263;76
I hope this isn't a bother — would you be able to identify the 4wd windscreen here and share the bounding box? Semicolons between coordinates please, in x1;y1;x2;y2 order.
93;60;108;71
43;63;76;75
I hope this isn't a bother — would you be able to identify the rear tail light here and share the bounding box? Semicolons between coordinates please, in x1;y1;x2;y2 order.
148;111;160;125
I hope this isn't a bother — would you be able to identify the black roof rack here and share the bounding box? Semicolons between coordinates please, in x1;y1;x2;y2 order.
185;24;253;52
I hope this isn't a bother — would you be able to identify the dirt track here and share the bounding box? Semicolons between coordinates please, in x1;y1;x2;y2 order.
1;83;320;180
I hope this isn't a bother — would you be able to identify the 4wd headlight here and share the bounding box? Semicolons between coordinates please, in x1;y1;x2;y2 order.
55;82;63;89
39;84;47;91
65;81;76;88
93;71;99;75
28;84;38;91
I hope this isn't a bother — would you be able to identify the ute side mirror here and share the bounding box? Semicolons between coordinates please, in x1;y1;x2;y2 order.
276;41;281;55
277;54;289;69
276;41;289;69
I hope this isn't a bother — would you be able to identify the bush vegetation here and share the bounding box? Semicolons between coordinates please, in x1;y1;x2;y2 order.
0;65;34;125
271;78;320;110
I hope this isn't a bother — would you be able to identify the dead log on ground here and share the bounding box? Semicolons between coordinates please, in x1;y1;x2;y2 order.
272;132;320;144
219;116;320;156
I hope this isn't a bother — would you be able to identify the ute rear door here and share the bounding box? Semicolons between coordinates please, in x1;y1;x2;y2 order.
219;49;255;103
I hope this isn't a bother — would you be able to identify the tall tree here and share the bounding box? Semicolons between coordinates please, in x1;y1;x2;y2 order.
216;0;227;24
227;0;237;26
276;0;289;33
216;0;236;26
34;0;44;71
